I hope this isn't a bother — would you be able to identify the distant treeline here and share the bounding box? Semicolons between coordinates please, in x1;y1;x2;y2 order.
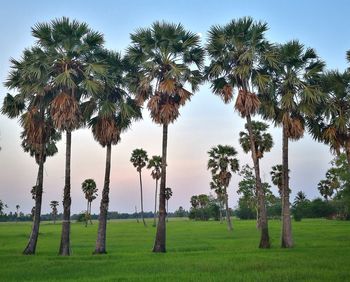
0;210;187;222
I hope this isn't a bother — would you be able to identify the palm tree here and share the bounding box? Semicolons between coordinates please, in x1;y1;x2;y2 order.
83;50;141;254
293;191;308;206
50;201;59;224
15;205;20;222
190;195;199;209
239;121;273;229
210;175;225;223
308;69;350;165
31;17;105;255
81;179;98;227
206;17;276;248
147;155;162;227
2;46;60;254
130;148;149;226
164;187;173;222
127;21;204;252
0;200;6;216
317;180;334;202
260;40;324;248
270;165;283;197
207;145;239;231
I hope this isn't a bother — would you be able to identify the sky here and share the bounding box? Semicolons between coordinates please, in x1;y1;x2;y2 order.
0;0;349;215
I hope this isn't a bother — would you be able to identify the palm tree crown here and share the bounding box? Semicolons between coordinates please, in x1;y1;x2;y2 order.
239;121;273;159
130;149;149;172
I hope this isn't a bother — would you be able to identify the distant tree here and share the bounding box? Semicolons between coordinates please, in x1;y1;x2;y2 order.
165;187;173;222
174;206;187;217
293;191;308;206
50;201;59;224
130;148;149;227
190;196;199;209
207;145;239;231
147;155;162;227
189;194;220;221
210;174;225;223
81;179;98;227
15;205;20;223
0;200;6;216
318;180;334;202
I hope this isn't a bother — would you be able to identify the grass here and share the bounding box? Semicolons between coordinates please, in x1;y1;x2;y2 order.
0;218;349;281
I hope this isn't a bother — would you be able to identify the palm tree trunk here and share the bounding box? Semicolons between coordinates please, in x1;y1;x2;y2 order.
281;126;293;248
166;200;169;222
23;146;45;255
85;200;89;227
89;202;93;225
153;124;167;253
139;171;147;227
246;114;270;248
153;179;158;227
224;187;233;231
94;143;112;254
59;130;72;256
219;200;223;224
135;206;139;223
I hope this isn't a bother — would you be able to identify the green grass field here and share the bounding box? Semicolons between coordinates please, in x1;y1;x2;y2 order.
0;218;349;281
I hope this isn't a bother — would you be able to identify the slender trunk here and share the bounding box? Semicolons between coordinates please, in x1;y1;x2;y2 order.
94;143;112;254
135;206;139;223
53;212;56;225
219;200;223;224
89;202;93;225
23;145;45;255
281;126;293;248
153;179;158;227
166;200;169;222
85;200;89;227
246;114;270;248
153;124;168;253
139;171;146;227
224;187;233;231
59;130;72;256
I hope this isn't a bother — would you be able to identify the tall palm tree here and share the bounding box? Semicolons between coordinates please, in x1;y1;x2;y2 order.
81;179;98;227
83;50;141;254
308;69;350;165
50;201;59;224
147;155;162;227
207;145;239;231
32;17;105;255
164;187;173;222
130;148;149;226
127;21;204;252
260;40;324;248
206;17;276;248
2;46;60;254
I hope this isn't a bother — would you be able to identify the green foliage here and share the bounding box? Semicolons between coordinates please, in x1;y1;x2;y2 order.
189;194;220;221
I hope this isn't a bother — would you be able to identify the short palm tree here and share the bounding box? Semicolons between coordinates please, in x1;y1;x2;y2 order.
207;145;239;231
127;21;204;252
239;120;273;235
206;17;276;248
130;148;149;227
50;201;59;224
81;179;98;227
31;17;105;256
293;191;308;206
210;174;225;223
164;187;173;222
260;40;324;248
147;155;162;227
83;50;141;254
270;165;283;196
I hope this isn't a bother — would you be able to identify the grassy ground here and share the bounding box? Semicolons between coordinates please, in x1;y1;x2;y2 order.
0;218;349;281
